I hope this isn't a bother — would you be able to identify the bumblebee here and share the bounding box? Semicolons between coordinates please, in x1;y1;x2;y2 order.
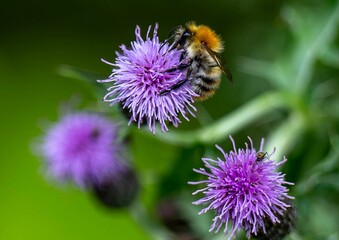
256;151;268;162
160;22;232;101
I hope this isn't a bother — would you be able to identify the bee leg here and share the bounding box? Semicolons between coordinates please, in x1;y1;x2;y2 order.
179;50;188;61
170;78;189;90
160;78;189;96
166;62;191;73
160;61;193;96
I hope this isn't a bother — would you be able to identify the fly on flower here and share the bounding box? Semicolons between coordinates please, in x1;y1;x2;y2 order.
256;151;268;162
189;136;295;240
98;24;197;134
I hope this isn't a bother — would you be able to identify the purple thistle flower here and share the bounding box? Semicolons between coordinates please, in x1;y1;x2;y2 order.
98;24;197;134
41;112;122;188
189;136;294;240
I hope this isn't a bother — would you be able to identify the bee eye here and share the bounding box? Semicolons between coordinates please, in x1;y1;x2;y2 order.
183;32;191;37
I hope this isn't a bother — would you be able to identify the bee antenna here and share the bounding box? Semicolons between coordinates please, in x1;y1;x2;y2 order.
167;25;181;38
159;35;175;52
160;25;183;54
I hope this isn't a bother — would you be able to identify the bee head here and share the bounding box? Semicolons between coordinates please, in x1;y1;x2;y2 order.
186;23;223;53
166;22;223;54
166;25;191;51
177;28;192;47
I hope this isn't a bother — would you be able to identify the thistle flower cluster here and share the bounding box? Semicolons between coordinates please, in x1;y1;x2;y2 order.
39;112;139;207
190;137;294;240
99;24;197;134
35;23;296;238
41;112;121;187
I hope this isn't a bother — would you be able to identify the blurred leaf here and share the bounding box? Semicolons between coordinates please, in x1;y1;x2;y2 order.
237;57;287;88
317;174;339;191
242;2;339;93
265;112;305;162
194;102;215;125
58;65;107;96
237;56;297;90
296;135;339;195
129;202;172;240
180;193;235;240
312;80;338;103
321;46;339;69
296;195;339;239
309;199;339;238
286;232;303;240
156;146;204;199
281;2;339;92
323;98;339;120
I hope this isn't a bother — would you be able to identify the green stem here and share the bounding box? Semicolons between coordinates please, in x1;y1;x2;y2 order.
129;201;171;240
236;57;279;87
287;231;303;240
295;136;339;195
148;91;287;146
265;113;305;163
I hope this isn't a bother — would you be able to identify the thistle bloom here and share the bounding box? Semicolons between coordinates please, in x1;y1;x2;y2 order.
41;112;122;188
98;24;197;134
189;136;294;240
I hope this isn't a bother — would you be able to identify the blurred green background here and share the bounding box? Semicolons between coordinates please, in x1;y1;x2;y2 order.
1;0;339;239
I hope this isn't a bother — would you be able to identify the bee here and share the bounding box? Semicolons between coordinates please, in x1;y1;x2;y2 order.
256;151;268;162
160;22;232;101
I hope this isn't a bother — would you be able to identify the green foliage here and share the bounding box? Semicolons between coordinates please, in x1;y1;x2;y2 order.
2;0;339;239
56;1;339;239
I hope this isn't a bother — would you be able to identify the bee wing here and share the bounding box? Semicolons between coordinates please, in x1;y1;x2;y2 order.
203;45;233;83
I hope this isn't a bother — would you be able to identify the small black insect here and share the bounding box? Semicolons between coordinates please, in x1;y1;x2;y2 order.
256;151;268;162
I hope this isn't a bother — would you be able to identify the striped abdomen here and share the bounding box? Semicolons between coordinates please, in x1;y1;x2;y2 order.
190;65;222;101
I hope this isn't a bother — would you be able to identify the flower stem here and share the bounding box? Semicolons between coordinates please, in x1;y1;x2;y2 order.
149;91;287;146
265;113;305;162
129;201;171;240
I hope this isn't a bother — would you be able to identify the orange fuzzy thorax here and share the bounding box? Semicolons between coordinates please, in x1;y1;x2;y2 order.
186;23;223;53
